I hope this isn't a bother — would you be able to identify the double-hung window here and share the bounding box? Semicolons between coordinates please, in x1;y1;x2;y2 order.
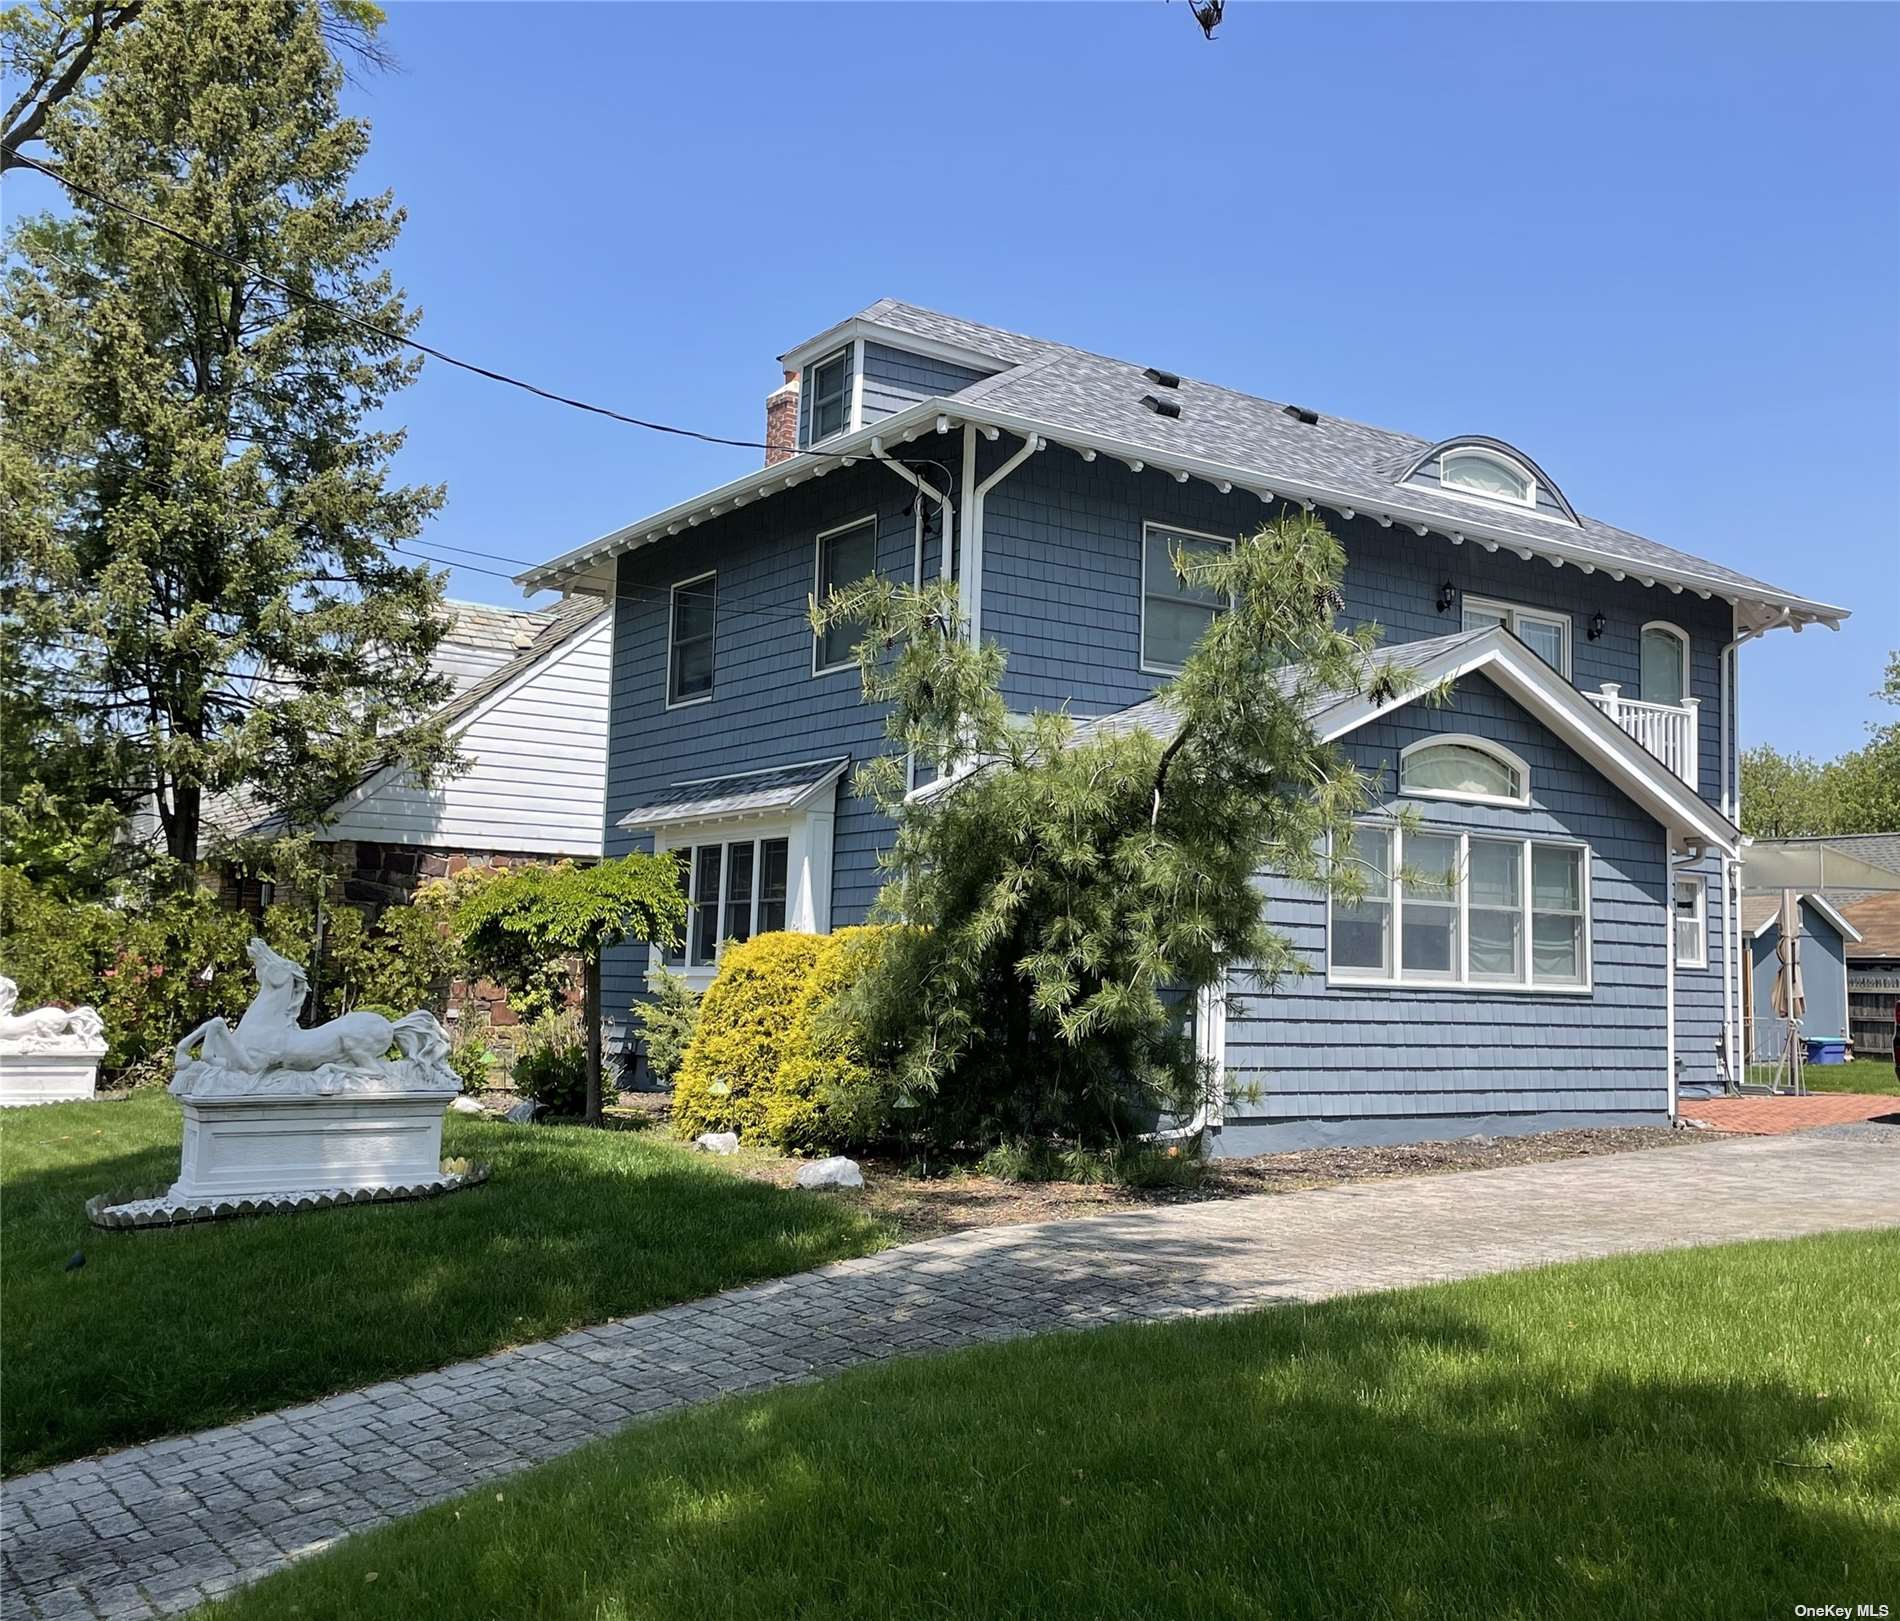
1330;822;1590;991
1641;623;1690;707
806;349;850;444
663;836;791;968
814;516;878;673
667;573;716;706
1461;596;1571;678
1673;875;1708;969
1141;522;1231;673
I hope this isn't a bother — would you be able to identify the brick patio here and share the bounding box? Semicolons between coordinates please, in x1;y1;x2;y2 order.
1682;1092;1899;1135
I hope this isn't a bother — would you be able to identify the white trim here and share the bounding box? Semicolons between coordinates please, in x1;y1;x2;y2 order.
1639;620;1691;706
1397;734;1532;809
1674;872;1709;969
515;393;1848;630
1665;845;1678;1119
966;428;1042;646
780;317;1010;377
848;337;865;433
1437;446;1539;511
812;514;879;676
664;571;716;710
1326;822;1594;994
619;759;850;833
1314;631;1741;860
1139;519;1234;676
1461;594;1572;678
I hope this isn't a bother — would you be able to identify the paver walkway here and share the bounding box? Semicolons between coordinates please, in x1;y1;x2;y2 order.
1685;1091;1899;1134
5;1130;1897;1621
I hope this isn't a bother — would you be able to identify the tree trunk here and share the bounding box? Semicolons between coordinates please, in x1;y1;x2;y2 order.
583;951;603;1126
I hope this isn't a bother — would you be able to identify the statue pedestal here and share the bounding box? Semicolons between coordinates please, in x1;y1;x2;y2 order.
0;1048;105;1107
173;1089;455;1201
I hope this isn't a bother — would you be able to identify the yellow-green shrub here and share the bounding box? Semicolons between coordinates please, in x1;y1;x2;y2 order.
669;932;825;1140
764;925;891;1152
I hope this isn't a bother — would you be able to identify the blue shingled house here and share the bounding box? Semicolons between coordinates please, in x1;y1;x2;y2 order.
518;302;1848;1152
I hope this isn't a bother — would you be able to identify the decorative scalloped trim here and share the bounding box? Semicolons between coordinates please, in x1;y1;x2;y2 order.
84;1159;492;1231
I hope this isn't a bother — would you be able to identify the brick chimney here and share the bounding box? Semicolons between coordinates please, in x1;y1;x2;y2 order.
765;369;800;465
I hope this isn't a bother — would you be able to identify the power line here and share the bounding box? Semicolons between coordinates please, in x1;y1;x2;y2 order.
7;149;959;484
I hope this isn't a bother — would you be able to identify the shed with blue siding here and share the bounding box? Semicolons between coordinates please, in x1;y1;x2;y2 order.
1741;894;1859;1053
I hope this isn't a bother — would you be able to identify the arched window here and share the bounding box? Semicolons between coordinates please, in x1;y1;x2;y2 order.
1439;447;1537;509
1399;736;1530;807
1640;623;1689;707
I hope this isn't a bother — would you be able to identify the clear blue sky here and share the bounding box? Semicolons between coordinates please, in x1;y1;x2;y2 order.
32;2;1900;755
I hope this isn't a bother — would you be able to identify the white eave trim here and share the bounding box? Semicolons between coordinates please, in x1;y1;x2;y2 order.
516;395;1846;630
1318;629;1744;859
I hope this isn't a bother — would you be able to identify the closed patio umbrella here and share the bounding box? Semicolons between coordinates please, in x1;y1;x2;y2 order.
1770;888;1805;1093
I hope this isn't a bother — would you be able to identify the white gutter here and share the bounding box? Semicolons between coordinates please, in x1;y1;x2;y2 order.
1666;843;1679;1120
515;394;1848;629
1717;610;1776;1084
963;427;1044;644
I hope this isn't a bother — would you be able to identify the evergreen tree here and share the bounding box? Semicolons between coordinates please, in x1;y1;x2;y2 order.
1;0;451;888
814;509;1412;1150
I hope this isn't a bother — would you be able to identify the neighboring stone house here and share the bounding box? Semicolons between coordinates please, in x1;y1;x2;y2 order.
515;299;1850;1149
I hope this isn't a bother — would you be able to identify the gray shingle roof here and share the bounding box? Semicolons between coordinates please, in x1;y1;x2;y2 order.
619;757;850;830
851;301;1804;606
431;594;606;734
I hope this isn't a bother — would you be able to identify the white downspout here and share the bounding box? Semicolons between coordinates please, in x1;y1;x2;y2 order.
870;436;954;586
963;428;1044;646
1718;613;1770;1086
1666;842;1679;1122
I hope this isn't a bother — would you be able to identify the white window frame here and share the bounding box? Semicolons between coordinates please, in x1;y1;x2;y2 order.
665;571;716;710
1398;734;1532;810
1439;446;1539;511
1674;873;1708;970
1640;621;1691;707
1462;595;1573;679
803;347;852;446
812;514;878;677
1139;520;1233;676
1327;822;1594;995
649;809;834;990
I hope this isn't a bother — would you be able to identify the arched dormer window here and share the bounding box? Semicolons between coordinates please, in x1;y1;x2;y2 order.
1440;447;1537;509
1399;735;1531;808
1640;622;1690;707
1401;438;1579;524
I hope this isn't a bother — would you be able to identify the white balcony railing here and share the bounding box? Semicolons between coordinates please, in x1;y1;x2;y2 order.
1585;684;1699;791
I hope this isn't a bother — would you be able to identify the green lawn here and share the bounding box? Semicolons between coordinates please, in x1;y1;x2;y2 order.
200;1232;1900;1621
1803;1055;1900;1096
0;1089;889;1477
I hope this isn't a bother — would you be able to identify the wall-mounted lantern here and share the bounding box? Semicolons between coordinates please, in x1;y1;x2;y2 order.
1435;581;1457;615
1588;611;1606;642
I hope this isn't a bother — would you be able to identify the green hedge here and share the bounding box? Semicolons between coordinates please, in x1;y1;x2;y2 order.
669;932;826;1141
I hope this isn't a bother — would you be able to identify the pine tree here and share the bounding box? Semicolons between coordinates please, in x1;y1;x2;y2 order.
1;0;451;888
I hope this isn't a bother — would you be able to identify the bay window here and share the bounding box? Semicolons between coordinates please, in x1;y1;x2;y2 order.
1330;823;1591;991
664;835;792;968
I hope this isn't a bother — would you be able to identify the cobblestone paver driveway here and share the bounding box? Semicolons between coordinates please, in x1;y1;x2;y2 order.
5;1129;1896;1620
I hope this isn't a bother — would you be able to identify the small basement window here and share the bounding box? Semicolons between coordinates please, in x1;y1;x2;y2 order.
1440;447;1537;509
806;349;851;443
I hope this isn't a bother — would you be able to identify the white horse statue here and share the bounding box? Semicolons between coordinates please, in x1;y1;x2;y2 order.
0;976;106;1052
173;937;450;1078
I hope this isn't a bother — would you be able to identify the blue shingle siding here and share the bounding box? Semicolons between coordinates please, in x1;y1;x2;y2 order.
598;451;965;1030
859;343;994;426
980;443;1736;809
1218;673;1673;1153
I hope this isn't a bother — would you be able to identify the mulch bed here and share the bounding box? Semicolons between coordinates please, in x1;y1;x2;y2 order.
595;1096;1715;1245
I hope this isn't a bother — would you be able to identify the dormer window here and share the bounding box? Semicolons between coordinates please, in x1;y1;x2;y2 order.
1440;447;1537;509
806;349;851;444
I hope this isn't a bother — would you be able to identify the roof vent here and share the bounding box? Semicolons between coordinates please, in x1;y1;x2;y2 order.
1143;367;1181;389
1281;404;1319;426
1141;393;1182;420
